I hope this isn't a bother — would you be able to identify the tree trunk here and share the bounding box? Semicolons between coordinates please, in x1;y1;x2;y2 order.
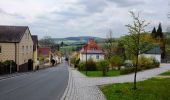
134;54;138;90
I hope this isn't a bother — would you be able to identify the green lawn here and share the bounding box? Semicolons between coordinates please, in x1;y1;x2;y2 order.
80;70;120;77
160;70;170;76
100;78;170;100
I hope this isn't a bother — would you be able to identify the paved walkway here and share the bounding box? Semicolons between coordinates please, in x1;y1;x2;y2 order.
62;64;170;100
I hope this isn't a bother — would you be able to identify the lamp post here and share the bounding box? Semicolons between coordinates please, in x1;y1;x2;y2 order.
84;45;88;75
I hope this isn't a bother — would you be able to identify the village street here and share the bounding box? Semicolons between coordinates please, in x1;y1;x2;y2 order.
0;62;69;100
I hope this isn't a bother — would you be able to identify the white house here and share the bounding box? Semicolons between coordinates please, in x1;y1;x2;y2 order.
141;46;161;63
80;39;104;62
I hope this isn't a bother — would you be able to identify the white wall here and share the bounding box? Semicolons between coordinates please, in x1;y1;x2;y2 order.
142;54;161;63
80;53;104;62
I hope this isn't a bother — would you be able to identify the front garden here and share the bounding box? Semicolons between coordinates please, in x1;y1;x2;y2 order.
0;60;17;75
70;55;160;77
100;71;170;100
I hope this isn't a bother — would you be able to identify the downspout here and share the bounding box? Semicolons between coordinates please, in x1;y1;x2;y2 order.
15;43;17;63
14;43;18;72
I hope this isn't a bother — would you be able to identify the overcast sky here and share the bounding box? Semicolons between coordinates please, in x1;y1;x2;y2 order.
0;0;169;38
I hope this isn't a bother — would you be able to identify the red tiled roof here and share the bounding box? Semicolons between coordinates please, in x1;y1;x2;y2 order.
38;47;50;56
80;39;104;54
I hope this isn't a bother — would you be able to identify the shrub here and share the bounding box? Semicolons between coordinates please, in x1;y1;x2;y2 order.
45;58;49;63
120;67;135;75
120;55;160;75
78;62;85;71
123;60;133;68
39;57;45;63
86;59;97;71
1;60;17;74
75;58;80;68
70;57;76;67
109;55;123;70
138;55;160;70
97;60;109;76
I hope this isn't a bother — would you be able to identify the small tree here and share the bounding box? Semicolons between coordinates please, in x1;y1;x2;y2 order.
125;11;153;90
98;60;109;76
109;55;123;70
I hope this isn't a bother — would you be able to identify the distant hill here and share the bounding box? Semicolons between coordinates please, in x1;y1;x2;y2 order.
53;36;105;45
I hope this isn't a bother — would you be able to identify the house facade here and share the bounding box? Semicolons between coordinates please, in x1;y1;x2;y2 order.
0;25;33;72
32;35;38;70
38;47;51;63
141;46;161;62
80;39;104;62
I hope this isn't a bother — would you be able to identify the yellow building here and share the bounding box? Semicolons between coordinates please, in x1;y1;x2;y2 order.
32;35;38;70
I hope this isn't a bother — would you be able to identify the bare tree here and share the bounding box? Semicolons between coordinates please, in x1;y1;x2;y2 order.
105;30;115;59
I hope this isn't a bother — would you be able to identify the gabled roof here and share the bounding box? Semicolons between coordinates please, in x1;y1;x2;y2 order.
145;46;160;54
80;39;104;54
38;47;51;56
0;25;28;43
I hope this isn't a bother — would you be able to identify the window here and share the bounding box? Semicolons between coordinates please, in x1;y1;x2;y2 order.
25;33;27;39
0;46;1;53
96;55;99;59
22;46;24;53
26;46;28;51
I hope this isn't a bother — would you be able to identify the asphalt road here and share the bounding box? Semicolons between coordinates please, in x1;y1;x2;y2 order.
0;62;69;100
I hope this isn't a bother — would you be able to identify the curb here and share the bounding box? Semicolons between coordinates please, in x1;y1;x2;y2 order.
0;65;53;81
60;67;78;100
60;67;72;100
0;71;32;80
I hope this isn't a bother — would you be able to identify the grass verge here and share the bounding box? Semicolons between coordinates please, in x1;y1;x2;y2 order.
100;78;170;100
160;70;170;76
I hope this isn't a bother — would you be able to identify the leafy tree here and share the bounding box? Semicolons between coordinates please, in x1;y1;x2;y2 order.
125;11;153;90
98;60;109;76
116;41;126;60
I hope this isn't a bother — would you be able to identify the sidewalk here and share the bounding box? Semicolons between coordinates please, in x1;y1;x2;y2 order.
61;64;170;100
61;68;106;100
0;63;52;80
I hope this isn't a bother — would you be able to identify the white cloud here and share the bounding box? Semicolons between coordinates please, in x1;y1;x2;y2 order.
0;0;169;38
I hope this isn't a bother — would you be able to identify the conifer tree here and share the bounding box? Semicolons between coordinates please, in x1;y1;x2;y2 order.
151;27;156;38
157;23;166;61
157;23;163;38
